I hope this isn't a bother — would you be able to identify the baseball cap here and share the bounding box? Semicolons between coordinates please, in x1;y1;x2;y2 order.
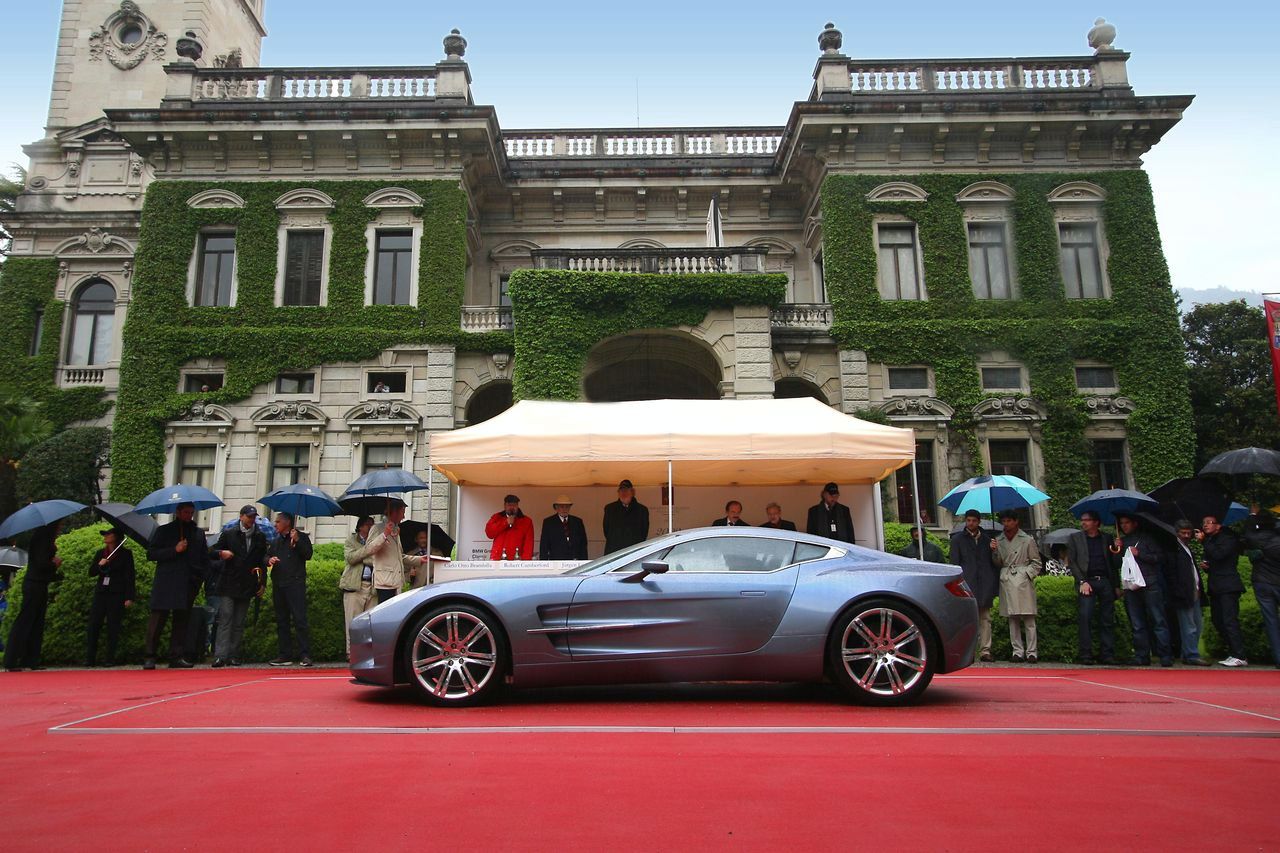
618;479;634;490
239;505;258;516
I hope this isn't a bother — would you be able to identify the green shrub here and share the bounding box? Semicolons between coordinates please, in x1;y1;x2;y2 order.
311;542;345;561
3;524;355;664
882;521;950;560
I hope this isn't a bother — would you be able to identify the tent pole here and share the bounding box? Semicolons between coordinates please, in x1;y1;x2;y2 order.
426;463;433;584
668;459;674;535
911;460;925;561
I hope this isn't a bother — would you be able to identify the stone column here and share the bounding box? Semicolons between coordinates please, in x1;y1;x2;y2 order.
838;349;870;413
422;345;457;527
731;305;776;399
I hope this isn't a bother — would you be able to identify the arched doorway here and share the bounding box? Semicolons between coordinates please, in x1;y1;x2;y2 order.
466;381;513;425
774;376;827;403
583;331;721;402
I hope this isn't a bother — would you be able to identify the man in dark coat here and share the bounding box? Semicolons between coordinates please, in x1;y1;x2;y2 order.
950;509;998;662
85;527;136;667
1169;520;1209;665
711;500;751;527
144;502;207;669
603;479;649;554
1066;510;1121;664
806;482;855;544
759;502;796;531
1198;514;1247;666
1244;510;1280;668
267;512;313;667
539;495;589;560
900;527;944;563
209;505;268;667
1114;513;1173;667
4;520;64;671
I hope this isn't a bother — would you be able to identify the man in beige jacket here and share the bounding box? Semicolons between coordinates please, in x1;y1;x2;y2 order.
991;509;1043;663
368;503;425;604
340;516;379;658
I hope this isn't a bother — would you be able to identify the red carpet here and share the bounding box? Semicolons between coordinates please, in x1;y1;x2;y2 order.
4;667;1278;850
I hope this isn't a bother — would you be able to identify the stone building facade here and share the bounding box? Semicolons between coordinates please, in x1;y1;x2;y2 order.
4;3;1194;540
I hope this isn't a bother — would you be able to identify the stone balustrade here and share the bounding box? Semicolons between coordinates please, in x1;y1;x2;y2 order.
532;246;769;274
59;367;108;387
770;303;833;330
503;130;783;159
461;306;514;333
839;55;1120;95
170;65;453;102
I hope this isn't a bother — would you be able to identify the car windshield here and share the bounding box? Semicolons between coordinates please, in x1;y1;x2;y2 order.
561;532;684;575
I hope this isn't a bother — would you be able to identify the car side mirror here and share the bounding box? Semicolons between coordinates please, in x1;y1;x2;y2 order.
623;560;670;583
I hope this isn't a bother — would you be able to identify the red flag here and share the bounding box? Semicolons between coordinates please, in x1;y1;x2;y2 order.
1267;298;1280;421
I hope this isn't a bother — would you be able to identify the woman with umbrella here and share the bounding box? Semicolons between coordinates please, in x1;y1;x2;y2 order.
3;518;65;671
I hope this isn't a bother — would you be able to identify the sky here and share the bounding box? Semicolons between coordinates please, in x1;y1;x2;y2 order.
2;0;1277;299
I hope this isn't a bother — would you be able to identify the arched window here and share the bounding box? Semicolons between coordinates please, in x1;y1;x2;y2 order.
67;280;116;366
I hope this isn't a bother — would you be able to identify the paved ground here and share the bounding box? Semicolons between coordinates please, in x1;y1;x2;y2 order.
4;665;1278;850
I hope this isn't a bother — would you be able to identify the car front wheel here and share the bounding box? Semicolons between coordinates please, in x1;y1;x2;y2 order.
403;604;506;706
828;598;936;706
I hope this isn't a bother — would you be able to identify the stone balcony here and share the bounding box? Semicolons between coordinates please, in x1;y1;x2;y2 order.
57;365;118;389
531;246;769;274
504;129;783;159
159;61;473;105
460;302;830;334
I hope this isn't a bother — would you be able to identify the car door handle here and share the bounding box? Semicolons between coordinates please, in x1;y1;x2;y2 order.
739;590;766;597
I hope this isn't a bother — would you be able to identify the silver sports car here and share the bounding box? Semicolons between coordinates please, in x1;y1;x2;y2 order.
349;527;977;706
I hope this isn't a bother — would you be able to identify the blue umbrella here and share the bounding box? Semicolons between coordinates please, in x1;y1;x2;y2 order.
259;483;344;518
939;475;1050;516
0;500;87;539
220;514;278;543
1224;502;1249;525
133;483;225;515
1069;488;1159;524
344;468;429;496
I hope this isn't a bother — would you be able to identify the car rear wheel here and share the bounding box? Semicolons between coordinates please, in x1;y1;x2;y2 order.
828;598;936;706
403;604;506;706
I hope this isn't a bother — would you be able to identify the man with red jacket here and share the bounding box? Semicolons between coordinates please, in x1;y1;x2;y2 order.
486;494;534;560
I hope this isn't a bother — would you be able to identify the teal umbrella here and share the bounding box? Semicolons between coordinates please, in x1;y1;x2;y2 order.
939;475;1049;516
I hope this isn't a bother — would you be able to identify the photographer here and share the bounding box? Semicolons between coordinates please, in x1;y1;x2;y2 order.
485;494;534;560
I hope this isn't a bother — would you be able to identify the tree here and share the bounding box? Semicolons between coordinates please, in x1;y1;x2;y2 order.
0;165;25;256
1182;301;1280;504
0;389;54;521
15;427;111;514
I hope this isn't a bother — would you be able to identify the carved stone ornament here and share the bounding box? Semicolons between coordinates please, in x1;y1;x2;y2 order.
443;29;467;60
213;48;243;69
878;397;955;420
973;396;1046;420
346;401;422;424
865;182;929;202
818;22;843;54
175;401;234;423
88;2;168;71
1083;395;1135;417
252;402;326;424
1087;17;1118;53
56;227;134;255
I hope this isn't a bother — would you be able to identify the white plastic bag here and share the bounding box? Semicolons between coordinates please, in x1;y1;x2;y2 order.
1120;549;1146;591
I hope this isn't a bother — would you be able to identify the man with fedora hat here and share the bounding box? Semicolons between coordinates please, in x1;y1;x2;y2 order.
806;482;856;544
485;494;535;560
603;479;649;554
208;504;268;667
540;495;589;560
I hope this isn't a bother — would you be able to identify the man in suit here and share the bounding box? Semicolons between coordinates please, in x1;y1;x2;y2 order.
266;512;313;667
85;527;136;667
603;479;649;554
806;482;855;544
950;510;998;662
711;500;751;527
1198;514;1247;666
144;502;207;669
759;502;796;531
1067;510;1121;665
540;495;588;560
1114;512;1173;667
208;505;267;667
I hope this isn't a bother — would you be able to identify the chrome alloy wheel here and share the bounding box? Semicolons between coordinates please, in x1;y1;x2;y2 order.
840;606;928;697
410;610;498;700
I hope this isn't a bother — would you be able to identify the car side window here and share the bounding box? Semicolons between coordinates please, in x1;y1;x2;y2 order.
663;536;796;573
793;542;835;564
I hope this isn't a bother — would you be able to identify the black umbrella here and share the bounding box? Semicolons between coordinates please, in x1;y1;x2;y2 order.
93;502;159;547
1199;447;1280;477
1146;477;1231;528
1038;527;1078;554
338;494;407;517
400;520;456;556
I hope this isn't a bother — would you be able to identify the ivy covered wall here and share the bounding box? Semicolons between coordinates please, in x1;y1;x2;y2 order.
821;170;1193;523
507;269;787;400
110;179;510;502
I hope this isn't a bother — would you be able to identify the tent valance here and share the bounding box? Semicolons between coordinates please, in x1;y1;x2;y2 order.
429;398;915;488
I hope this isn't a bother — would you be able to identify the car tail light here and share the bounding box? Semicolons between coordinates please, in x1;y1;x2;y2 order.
945;578;974;598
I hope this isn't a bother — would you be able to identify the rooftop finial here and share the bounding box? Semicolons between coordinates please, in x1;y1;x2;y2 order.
443;28;467;60
818;22;843;55
1088;17;1118;53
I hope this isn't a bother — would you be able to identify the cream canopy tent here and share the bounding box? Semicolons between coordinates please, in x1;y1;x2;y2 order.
430;398;915;487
